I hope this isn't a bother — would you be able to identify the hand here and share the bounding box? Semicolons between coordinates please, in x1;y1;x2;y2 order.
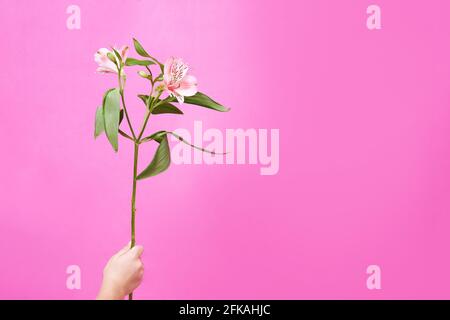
97;242;144;300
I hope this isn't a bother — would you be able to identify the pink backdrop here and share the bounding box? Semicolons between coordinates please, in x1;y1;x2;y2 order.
1;0;450;299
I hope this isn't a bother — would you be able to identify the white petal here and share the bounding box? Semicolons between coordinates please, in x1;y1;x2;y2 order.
175;93;185;104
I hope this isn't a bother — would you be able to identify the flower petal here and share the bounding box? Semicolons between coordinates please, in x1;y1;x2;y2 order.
163;57;175;82
97;66;117;73
175;75;198;97
119;45;129;61
102;60;118;73
175;93;185;104
94;48;110;64
95;48;118;73
172;58;188;82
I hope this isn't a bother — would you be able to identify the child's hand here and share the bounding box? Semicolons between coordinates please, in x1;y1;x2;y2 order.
97;242;144;300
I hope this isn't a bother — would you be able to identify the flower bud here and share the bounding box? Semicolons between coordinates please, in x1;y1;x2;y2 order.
107;52;117;64
151;83;165;98
155;83;165;92
138;71;151;79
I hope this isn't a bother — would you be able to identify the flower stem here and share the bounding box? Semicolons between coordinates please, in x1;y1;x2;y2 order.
118;70;137;140
129;142;139;300
137;92;162;142
120;89;137;140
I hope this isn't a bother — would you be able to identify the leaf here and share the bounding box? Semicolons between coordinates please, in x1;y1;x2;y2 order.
112;48;122;65
138;94;150;106
143;130;168;143
95;102;122;140
119;109;124;124
136;134;171;180
125;58;155;66
170;92;229;112
152;103;183;115
137;95;182;115
94;106;105;138
133;38;151;58
132;38;164;72
102;88;121;152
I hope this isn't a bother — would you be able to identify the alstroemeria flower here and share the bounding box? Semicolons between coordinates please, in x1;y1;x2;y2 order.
163;57;197;103
94;46;129;74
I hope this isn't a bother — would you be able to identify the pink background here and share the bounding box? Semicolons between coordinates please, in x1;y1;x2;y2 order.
1;0;450;299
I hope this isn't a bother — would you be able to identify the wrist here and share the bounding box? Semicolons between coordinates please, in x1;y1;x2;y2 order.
96;281;125;300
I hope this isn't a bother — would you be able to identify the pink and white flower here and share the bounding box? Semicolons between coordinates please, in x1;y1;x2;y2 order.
162;57;197;103
94;46;129;74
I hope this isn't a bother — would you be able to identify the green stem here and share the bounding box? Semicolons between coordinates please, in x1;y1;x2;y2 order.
137;92;163;142
145;66;153;83
118;70;137;140
120;89;137;140
129;142;139;300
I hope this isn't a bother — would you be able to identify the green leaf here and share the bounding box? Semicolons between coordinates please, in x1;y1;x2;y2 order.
94;106;105;138
132;38;164;72
112;48;123;65
119;109;124;124
170;92;229;112
133;38;151;58
138;94;149;106
143;130;168;143
136;134;171;180
137;95;183;115
125;57;155;66
95;104;122;140
152;103;183;115
102;88;121;152
137;94;154;109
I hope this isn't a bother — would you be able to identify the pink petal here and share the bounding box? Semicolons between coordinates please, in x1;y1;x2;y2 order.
95;48;118;73
163;57;175;82
172;58;188;82
163;73;172;86
119;45;129;61
175;75;198;97
97;66;117;74
94;48;109;64
163;82;175;96
102;60;118;72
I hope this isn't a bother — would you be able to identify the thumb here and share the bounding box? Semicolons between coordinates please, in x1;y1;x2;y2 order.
129;245;144;258
115;241;132;257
